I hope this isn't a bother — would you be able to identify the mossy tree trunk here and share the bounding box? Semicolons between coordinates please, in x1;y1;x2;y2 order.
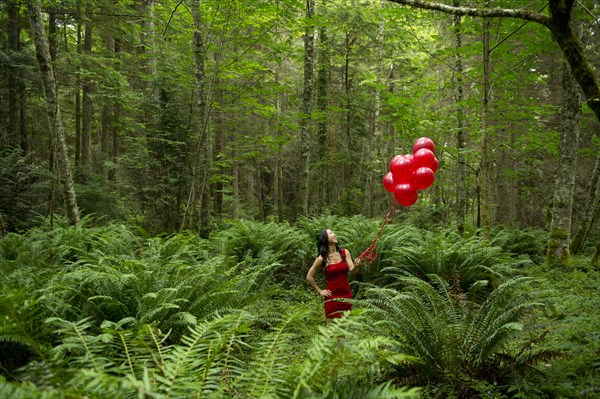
546;59;581;268
26;0;80;225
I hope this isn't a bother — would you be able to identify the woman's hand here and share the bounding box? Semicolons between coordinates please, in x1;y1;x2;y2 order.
319;289;332;297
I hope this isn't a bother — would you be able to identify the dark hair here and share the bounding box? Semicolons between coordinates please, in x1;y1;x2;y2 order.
317;229;341;270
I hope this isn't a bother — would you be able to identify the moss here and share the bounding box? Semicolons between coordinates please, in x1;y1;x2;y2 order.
548;227;570;240
545;227;572;269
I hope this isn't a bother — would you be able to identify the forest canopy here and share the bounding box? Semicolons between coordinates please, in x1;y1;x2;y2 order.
0;0;598;242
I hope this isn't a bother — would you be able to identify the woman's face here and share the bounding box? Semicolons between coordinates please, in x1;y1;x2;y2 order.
326;229;338;244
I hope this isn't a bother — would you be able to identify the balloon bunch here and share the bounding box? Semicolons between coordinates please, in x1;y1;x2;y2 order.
382;137;439;207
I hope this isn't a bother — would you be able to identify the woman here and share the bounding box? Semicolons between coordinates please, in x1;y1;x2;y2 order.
306;229;360;322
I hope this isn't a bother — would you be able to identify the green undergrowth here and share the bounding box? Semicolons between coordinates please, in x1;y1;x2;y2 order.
0;217;598;398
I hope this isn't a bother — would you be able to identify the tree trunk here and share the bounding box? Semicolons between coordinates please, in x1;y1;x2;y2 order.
80;4;93;171
480;17;491;241
365;0;385;218
453;1;466;236
26;0;80;225
75;22;82;167
109;38;122;182
570;152;600;254
100;34;114;178
183;0;212;235
546;59;581;268
315;21;329;210
6;0;28;153
212;90;225;217
298;0;315;218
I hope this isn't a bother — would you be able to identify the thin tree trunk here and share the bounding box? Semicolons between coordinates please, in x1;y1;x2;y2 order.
48;10;57;62
212;91;225;216
315;20;329;210
546;59;581;268
75;22;82;167
109;38;121;182
183;0;212;234
298;0;315;218
100;34;114;177
480;17;491;241
570;152;600;254
6;0;28;153
453;1;466;236
26;0;80;225
80;4;93;171
232;128;239;219
365;0;385;218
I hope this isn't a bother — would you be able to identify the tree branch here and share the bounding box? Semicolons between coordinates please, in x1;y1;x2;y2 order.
385;0;552;26
385;0;600;122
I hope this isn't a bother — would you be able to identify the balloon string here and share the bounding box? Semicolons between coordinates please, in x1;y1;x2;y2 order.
356;199;397;263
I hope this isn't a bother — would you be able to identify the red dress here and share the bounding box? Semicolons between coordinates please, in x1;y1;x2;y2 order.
324;249;352;318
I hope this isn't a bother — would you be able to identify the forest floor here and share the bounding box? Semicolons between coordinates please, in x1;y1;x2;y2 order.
522;261;600;398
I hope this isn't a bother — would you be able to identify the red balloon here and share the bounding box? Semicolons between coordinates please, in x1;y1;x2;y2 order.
382;172;395;192
413;148;436;170
389;155;414;184
431;157;439;173
393;183;418;206
413;137;435;154
411;167;435;190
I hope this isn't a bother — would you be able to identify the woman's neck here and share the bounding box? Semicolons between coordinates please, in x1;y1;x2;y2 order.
327;245;337;254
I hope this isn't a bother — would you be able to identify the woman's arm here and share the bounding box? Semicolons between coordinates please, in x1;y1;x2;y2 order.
345;249;360;273
307;256;331;297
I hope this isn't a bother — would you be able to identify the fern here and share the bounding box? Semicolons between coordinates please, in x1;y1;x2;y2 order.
359;275;547;394
291;312;420;399
380;228;516;295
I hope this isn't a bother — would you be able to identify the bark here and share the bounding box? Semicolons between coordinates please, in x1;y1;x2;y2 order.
384;0;600;123
315;22;329;210
546;59;581;268
100;34;114;177
212;90;225;216
570;151;600;254
75;23;82;166
298;0;315;218
81;5;93;170
26;0;80;225
365;0;385;218
453;1;466;235
109;38;122;182
480;17;491;241
6;0;28;153
182;0;212;234
48;11;57;62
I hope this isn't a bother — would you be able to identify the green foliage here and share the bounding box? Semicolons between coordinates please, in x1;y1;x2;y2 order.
209;219;314;287
2;219;598;397
0;289;51;379
491;226;549;265
360;275;547;396
211;219;311;264
0;149;49;232
379;226;517;293
2;306;419;399
511;267;600;398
